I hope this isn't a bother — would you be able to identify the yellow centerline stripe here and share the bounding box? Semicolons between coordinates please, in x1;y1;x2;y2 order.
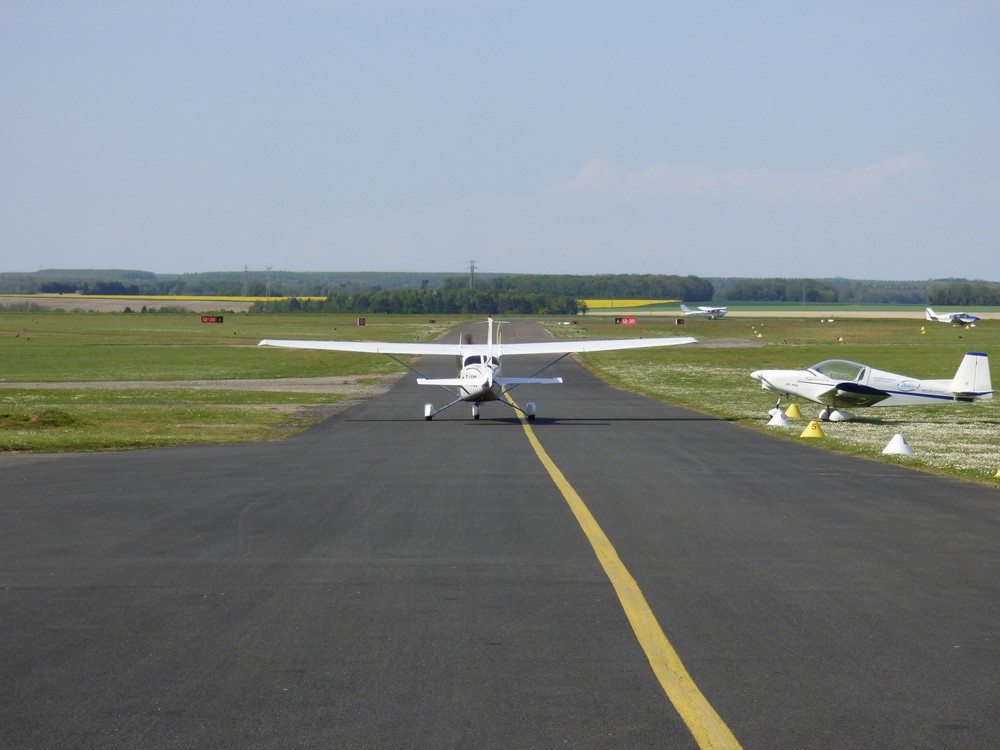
509;397;742;750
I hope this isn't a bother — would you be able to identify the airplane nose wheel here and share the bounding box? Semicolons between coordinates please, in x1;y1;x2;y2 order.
472;404;480;420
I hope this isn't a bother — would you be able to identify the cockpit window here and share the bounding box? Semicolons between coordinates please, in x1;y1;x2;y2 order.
463;355;496;367
810;359;865;381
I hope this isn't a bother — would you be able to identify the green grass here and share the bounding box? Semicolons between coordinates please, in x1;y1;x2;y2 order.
565;315;1000;486
0;312;453;451
2;310;999;487
0;387;351;452
0;312;456;381
0;403;306;452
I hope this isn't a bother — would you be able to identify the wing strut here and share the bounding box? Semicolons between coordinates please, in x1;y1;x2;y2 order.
384;353;431;379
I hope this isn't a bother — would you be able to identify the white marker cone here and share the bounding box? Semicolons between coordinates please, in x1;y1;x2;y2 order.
882;433;913;455
767;411;790;427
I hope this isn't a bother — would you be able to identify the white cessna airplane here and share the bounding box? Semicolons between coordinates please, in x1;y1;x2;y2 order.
751;352;992;421
260;317;697;420
680;304;728;319
925;307;981;326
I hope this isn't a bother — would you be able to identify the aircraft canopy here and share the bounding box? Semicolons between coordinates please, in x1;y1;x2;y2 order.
810;360;866;382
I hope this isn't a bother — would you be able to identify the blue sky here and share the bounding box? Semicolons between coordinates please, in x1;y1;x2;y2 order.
3;1;998;280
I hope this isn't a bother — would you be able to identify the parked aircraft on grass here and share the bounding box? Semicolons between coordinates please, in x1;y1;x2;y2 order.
751;352;993;422
925;307;981;326
260;317;697;420
680;304;728;319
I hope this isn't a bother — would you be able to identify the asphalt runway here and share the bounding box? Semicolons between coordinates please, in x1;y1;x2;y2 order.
2;320;999;748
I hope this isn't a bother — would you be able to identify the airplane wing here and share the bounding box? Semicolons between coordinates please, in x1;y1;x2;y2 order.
797;382;892;407
830;382;893;407
496;337;697;355
258;339;463;355
259;336;698;355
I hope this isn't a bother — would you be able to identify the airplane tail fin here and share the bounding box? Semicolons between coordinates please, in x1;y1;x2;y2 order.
680;304;692;313
925;308;938;321
951;352;993;400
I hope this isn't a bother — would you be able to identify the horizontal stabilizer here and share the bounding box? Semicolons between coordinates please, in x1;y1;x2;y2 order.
416;378;474;387
495;377;563;385
415;376;563;387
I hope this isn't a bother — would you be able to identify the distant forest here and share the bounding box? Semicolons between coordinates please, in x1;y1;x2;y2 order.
713;277;1000;306
1;269;999;312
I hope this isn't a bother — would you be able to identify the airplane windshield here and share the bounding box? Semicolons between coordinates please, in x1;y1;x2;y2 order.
810;359;865;381
463;355;496;367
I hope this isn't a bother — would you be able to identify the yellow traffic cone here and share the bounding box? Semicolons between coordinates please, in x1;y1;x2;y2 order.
800;420;825;438
784;403;802;419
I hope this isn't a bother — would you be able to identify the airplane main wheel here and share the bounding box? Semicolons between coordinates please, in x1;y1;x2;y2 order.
424;403;434;421
526;402;537;421
472;404;480;420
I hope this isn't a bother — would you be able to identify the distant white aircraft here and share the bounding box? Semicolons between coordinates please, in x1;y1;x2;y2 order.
925;307;981;326
751;352;993;421
260;317;697;420
680;304;728;319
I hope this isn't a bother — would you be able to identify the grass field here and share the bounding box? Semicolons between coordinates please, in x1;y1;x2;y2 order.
0;313;453;451
1;310;998;486
559;315;1000;486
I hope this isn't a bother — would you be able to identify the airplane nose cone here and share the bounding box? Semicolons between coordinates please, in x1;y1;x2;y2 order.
750;370;763;381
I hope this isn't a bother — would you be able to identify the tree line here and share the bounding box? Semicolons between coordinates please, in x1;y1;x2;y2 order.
250;274;715;315
5;269;999;308
253;288;582;315
445;273;715;301
927;281;1000;307
715;277;1000;306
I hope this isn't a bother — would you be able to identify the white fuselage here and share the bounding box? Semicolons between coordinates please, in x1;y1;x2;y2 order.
751;354;992;412
926;308;980;325
458;358;502;402
752;365;963;407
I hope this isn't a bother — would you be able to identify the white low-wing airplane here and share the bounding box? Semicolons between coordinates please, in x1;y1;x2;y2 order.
260;317;697;420
925;307;981;326
751;352;992;421
680;304;728;319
